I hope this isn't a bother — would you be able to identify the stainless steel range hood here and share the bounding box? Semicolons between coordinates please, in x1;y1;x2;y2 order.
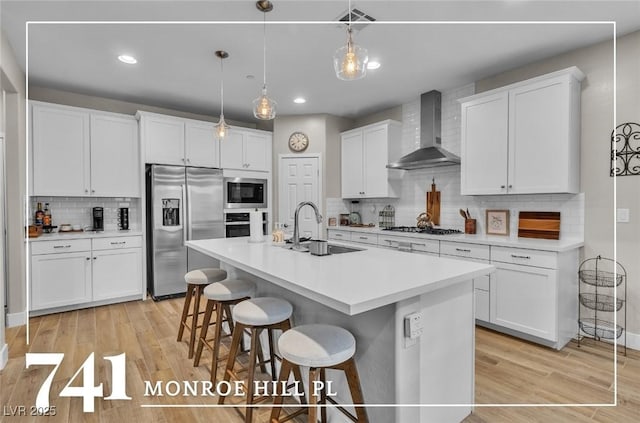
387;90;461;170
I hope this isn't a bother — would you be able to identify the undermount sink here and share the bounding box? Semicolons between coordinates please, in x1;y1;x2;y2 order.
281;242;365;255
326;244;365;254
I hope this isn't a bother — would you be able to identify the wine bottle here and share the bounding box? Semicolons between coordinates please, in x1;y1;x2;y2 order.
35;202;44;226
43;203;52;227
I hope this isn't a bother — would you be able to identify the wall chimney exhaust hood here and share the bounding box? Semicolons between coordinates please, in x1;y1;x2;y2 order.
387;90;460;170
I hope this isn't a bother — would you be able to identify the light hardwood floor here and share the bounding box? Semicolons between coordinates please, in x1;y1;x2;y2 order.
1;298;638;422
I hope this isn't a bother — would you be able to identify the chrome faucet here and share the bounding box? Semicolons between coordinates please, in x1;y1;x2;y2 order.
292;201;323;251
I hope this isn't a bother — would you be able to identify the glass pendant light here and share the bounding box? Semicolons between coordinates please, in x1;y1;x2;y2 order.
334;0;368;80
253;1;277;120
215;50;230;139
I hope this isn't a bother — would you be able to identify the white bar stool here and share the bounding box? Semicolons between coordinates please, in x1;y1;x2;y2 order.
271;324;368;423
218;297;300;423
193;279;256;386
177;268;227;359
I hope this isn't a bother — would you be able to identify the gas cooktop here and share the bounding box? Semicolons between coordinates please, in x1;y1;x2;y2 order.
383;226;463;235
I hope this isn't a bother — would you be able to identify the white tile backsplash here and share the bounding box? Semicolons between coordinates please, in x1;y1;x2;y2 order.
30;197;141;231
328;82;584;241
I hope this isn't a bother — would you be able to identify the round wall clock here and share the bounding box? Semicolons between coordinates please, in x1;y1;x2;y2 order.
288;131;309;152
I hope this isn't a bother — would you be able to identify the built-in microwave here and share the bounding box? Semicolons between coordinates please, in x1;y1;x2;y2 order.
223;177;267;209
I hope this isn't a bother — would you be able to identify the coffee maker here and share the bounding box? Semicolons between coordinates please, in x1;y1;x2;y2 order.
118;207;129;230
92;207;104;232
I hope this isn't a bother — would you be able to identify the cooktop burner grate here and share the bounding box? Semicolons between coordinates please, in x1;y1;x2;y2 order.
383;226;463;235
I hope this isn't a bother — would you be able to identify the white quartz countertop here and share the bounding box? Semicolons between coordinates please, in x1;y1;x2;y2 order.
29;230;143;242
329;226;583;252
186;237;494;316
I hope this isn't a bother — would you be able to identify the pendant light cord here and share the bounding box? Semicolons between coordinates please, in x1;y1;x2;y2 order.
219;56;225;116
262;11;267;89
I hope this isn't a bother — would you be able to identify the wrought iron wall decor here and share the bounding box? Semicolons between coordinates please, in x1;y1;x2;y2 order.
611;122;640;176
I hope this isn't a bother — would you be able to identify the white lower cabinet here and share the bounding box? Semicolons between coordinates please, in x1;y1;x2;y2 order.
490;262;557;341
31;252;92;311
326;228;578;348
92;248;143;301
441;241;491;323
30;236;143;313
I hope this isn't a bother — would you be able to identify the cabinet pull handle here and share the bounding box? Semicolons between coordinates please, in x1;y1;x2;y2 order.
411;243;426;247
110;241;126;245
511;254;531;259
53;245;71;249
186;158;191;163
85;189;89;193
508;185;513;189
359;236;368;240
86;257;91;261
500;185;506;189
455;248;471;252
91;189;95;193
93;257;97;260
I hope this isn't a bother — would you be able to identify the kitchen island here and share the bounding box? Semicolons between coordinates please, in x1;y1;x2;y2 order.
187;237;494;423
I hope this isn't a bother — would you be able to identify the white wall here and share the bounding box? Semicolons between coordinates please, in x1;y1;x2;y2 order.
1;28;27;327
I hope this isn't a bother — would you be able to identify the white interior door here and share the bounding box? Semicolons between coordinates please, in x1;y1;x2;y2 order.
278;156;320;239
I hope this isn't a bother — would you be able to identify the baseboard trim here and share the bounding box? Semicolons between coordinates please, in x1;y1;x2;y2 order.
0;343;8;370
626;330;640;351
6;310;26;327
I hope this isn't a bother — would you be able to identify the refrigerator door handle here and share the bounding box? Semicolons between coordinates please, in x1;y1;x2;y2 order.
181;184;187;246
186;184;193;241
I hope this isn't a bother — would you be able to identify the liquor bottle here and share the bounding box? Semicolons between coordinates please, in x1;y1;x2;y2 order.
35;202;44;226
43;203;52;227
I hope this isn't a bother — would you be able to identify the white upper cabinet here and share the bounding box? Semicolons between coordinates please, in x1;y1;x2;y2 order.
341;120;402;199
139;111;221;168
31;102;140;197
459;67;584;195
32;104;90;196
90;114;139;197
185;120;220;168
220;127;272;172
141;113;185;166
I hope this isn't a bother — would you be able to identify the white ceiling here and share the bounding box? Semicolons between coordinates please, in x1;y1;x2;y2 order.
2;1;639;123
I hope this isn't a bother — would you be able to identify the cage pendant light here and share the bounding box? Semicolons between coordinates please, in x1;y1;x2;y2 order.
253;1;277;120
334;0;368;80
214;50;230;139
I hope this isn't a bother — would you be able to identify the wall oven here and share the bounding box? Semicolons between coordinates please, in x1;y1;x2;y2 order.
223;177;267;209
224;211;268;238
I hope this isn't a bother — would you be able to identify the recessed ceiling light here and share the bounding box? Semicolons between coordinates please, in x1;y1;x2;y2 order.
118;54;137;64
293;97;306;104
367;61;381;70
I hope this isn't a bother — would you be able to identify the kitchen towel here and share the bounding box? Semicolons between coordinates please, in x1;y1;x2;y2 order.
249;210;264;243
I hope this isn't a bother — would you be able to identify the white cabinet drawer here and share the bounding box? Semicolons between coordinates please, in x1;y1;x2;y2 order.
378;234;439;254
327;230;351;241
31;239;91;255
491;246;557;269
440;241;490;261
92;236;143;251
350;233;378;245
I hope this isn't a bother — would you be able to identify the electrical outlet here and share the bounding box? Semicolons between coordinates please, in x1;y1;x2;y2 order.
617;208;629;223
404;311;424;339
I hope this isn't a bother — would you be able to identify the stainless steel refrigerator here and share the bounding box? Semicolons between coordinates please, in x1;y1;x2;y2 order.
145;165;224;300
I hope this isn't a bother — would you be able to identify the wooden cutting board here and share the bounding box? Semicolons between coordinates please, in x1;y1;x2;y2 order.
426;179;440;225
518;211;561;239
